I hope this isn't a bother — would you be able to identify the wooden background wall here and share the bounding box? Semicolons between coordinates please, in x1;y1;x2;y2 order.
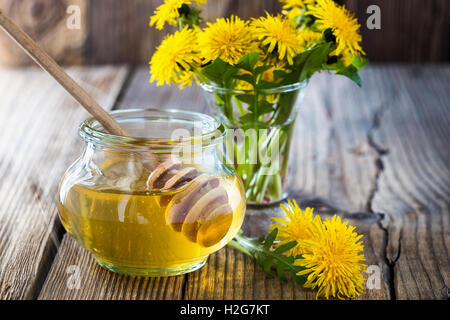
0;0;449;66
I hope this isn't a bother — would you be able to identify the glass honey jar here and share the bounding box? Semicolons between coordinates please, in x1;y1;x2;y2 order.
57;109;246;276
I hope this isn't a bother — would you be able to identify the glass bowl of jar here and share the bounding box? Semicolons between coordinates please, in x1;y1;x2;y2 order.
57;109;246;276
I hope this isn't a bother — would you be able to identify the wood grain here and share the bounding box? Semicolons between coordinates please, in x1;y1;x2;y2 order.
0;65;128;299
368;66;450;299
0;9;129;137
345;0;450;62
73;0;450;64
38;236;184;300
115;68;206;112
0;0;449;66
0;0;87;66
84;0;282;65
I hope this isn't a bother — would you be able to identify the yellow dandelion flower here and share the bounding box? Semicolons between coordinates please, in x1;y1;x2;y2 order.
295;215;366;299
150;28;200;87
235;78;254;91
280;0;315;24
177;70;199;89
197;16;256;65
340;50;354;66
298;28;322;49
269;199;315;256
251;14;304;65
261;66;276;82
150;0;205;30
307;0;364;56
283;7;302;24
280;0;315;10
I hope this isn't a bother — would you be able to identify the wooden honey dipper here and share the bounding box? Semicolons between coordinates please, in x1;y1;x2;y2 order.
0;10;234;247
147;159;234;247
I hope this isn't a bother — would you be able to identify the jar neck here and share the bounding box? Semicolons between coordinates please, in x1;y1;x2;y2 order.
79;109;226;153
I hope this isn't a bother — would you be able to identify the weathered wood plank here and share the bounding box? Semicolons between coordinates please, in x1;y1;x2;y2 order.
90;0;450;63
0;66;128;299
0;0;88;66
1;0;450;65
115;69;205;111
288;70;381;213
368;66;450;299
38;236;184;300
81;0;282;65
345;0;450;62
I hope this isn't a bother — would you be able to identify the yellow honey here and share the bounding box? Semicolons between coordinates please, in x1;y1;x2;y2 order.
57;174;245;275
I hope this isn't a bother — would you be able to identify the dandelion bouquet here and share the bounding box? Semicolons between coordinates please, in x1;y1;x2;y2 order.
150;0;367;204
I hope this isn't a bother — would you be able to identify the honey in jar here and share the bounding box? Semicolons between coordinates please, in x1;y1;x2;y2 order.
58;109;246;276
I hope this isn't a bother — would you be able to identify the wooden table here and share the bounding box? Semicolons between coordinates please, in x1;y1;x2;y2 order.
0;65;448;300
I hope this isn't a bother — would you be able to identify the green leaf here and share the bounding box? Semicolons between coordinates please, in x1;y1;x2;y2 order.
273;69;289;81
263;228;277;251
254;65;273;76
336;65;362;87
201;57;237;85
224;69;239;87
352;55;368;70
299;42;331;81
273;241;297;255
251;99;273;115
239;113;256;124
293;50;310;69
235;94;254;105
227;229;308;284
262;256;274;275
237;52;260;72
234;74;254;85
213;93;225;107
255;80;280;90
277;261;288;281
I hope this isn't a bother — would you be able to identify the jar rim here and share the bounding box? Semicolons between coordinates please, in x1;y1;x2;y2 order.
79;108;225;151
200;80;308;95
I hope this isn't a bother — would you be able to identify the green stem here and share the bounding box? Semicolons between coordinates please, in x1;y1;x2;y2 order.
227;237;253;258
224;93;234;123
228;231;306;284
270;173;283;200
234;96;245;116
212;88;295;204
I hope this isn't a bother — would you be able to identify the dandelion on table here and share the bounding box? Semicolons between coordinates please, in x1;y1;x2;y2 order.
295;214;366;299
269;199;315;256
